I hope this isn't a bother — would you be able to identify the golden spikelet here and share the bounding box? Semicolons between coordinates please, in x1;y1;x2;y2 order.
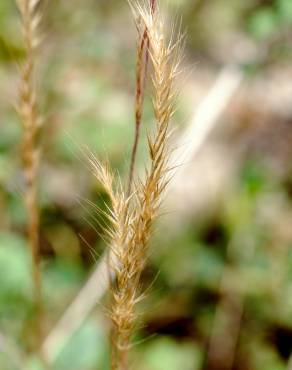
88;154;135;370
89;2;182;369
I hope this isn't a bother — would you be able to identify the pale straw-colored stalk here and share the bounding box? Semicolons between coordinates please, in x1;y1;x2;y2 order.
127;0;157;195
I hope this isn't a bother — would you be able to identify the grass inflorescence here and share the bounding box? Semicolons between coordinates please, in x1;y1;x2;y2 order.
89;2;183;369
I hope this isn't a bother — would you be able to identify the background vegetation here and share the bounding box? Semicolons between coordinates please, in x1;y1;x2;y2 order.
0;0;292;369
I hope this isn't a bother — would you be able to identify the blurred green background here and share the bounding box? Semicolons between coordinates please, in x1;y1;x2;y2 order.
1;0;292;369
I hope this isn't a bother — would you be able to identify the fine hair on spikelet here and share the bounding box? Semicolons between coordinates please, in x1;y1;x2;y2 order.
89;1;183;369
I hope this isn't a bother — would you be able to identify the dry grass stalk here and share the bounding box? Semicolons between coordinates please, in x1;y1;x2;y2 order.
127;0;157;195
127;29;147;195
16;0;44;347
90;2;182;369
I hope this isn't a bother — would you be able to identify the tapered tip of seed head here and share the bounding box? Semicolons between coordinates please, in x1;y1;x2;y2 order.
128;0;157;28
89;155;114;191
129;0;184;63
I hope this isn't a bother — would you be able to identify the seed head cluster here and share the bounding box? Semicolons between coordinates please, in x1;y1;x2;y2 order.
89;2;183;369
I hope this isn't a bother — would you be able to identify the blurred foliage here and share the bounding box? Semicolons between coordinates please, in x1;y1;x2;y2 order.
0;0;292;369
